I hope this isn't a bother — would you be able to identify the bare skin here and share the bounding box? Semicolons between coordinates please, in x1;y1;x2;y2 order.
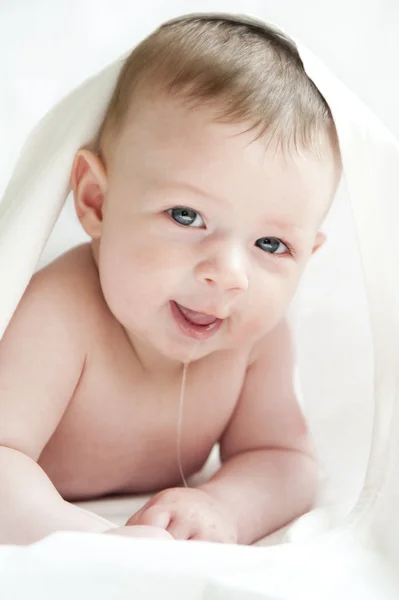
0;243;314;545
0;96;340;545
38;246;250;501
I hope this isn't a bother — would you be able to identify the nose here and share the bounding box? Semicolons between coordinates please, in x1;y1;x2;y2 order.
195;238;249;294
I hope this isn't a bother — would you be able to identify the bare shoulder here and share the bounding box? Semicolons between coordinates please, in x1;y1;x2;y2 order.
26;243;108;337
247;317;294;369
0;244;105;460
32;243;101;308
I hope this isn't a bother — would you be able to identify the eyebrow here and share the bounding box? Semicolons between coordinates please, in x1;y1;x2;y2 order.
261;219;304;234
159;180;231;207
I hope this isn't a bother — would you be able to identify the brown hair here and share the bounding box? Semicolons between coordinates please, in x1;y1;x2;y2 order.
97;13;338;157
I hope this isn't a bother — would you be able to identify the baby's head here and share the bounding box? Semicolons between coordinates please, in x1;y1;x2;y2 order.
71;14;341;363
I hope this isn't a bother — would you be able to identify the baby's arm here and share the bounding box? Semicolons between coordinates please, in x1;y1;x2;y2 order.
199;318;317;544
0;268;116;544
128;318;316;544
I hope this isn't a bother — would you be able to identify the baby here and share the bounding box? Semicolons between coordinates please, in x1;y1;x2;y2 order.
0;14;341;545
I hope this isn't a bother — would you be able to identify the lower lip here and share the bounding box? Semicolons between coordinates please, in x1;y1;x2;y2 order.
170;301;223;340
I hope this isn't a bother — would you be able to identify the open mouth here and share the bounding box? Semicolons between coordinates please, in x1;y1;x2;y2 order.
170;301;223;340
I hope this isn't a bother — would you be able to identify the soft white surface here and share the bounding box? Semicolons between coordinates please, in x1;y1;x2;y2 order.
0;528;397;599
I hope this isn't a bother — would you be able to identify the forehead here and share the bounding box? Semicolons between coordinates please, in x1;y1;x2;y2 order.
111;96;340;227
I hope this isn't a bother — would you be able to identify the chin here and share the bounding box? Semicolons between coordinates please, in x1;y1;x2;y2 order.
159;337;213;363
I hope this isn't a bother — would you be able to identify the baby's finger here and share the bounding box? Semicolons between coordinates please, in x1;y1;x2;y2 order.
126;504;155;526
130;506;172;530
166;517;194;541
188;534;205;542
125;507;145;526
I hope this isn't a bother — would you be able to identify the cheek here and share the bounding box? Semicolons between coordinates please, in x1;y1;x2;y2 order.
97;219;190;319
240;269;301;337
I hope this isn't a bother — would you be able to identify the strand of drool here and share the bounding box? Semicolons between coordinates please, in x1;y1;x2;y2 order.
176;341;199;488
177;361;189;488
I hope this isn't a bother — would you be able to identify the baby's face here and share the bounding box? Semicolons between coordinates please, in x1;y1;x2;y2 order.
96;97;339;362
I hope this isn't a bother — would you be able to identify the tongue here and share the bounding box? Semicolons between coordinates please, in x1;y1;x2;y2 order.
177;304;218;326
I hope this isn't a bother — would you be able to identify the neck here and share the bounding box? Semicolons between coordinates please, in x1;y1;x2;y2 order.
125;330;185;378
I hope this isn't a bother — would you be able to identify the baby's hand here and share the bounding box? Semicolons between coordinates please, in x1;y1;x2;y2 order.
126;488;238;543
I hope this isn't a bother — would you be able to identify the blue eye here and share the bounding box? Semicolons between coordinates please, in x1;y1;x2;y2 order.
255;237;289;255
167;207;204;228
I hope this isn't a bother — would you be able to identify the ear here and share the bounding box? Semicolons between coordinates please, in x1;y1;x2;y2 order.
312;231;326;254
70;149;107;240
